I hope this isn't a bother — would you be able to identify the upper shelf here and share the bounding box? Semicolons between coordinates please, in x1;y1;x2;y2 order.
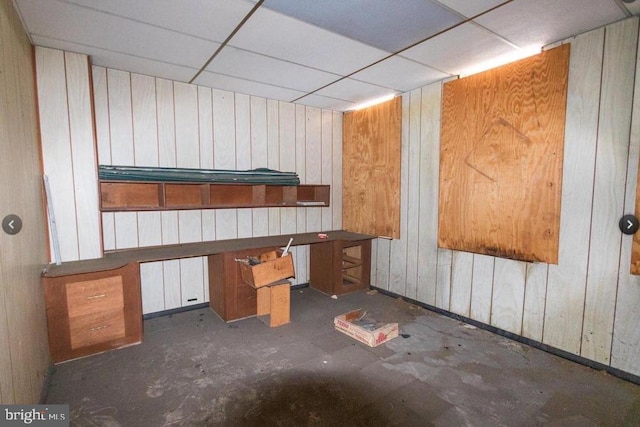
99;181;330;211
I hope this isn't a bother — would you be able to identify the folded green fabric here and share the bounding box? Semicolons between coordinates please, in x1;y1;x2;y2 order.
98;165;300;185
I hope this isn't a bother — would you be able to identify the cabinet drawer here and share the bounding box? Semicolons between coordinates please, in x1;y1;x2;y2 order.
66;276;124;318
69;308;126;350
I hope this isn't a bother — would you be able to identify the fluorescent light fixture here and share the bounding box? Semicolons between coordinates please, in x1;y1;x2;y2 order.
351;94;396;111
460;46;542;77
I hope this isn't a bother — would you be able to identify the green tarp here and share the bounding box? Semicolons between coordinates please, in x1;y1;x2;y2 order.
99;165;300;186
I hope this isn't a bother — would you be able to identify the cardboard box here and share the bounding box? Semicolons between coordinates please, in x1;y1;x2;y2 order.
334;309;398;347
240;250;295;288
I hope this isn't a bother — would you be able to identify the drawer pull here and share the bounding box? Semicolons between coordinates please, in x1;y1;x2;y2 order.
187;298;197;302
90;325;110;332
86;294;107;300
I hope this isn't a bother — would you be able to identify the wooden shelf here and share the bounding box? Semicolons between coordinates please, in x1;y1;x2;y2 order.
99;181;330;211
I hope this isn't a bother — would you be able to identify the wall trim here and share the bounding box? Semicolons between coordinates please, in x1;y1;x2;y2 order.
371;286;640;386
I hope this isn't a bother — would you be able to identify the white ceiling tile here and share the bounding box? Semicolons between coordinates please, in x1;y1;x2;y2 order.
229;7;389;75
206;46;340;92
351;56;451;92
435;0;508;18
15;0;219;69
194;71;306;102
400;22;519;75
314;78;400;103
32;35;198;82
262;0;463;52
63;0;256;43
294;94;357;111
474;0;627;48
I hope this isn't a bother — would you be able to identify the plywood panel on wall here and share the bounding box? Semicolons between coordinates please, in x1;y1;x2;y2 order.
439;44;570;263
343;97;402;238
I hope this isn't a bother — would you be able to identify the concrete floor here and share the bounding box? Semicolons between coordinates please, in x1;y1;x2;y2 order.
46;288;640;426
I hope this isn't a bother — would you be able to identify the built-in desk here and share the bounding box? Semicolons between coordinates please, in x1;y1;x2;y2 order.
42;230;375;362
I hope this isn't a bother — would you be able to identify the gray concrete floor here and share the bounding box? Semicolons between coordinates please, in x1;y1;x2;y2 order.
46;288;640;426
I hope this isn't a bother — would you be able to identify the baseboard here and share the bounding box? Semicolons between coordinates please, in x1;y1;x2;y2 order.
371;286;640;386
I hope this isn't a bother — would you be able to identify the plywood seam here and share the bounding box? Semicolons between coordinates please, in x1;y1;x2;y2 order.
488;257;496;326
577;33;607;357
581;22;635;360
468;255;475;316
539;265;551;343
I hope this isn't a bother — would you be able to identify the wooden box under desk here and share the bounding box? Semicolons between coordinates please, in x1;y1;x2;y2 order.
309;239;372;295
43;262;142;363
208;247;278;322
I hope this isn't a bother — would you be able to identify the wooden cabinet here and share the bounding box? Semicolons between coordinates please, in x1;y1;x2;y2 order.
100;181;330;211
208;247;276;321
43;262;142;363
309;239;371;295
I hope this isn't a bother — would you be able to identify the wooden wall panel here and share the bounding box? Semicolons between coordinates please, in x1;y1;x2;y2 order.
582;18;638;364
388;94;410;296
439;45;570;264
491;259;526;335
65;52;102;260
416;83;442;306
108;69;134;166
93;67;111;165
131;73;158;167
331;111;343;231
305;107;322;232
267;100;281;236
295;104;309;283
369;17;640;379
435;249;452;310
130;74;162;307
544;30;603;354
236;94;253;238
281;102;297;235
612;20;640;377
405;89;422;300
251;97;269;238
450;252;473;317
36;48;78;262
1;1;50;403
470;254;494;324
343;97;402;238
213;89;238;240
522;263;548;341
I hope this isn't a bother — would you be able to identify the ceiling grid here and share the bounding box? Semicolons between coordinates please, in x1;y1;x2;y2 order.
13;0;634;110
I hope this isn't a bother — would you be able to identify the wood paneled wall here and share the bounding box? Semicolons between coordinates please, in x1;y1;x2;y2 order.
35;48;101;263
91;67;342;314
0;2;50;403
372;17;640;377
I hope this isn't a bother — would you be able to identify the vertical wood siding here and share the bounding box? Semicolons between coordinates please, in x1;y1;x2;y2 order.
1;3;50;403
89;67;341;313
371;17;640;377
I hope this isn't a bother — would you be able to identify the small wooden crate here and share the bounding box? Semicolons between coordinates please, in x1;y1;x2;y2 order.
240;250;295;288
257;279;291;327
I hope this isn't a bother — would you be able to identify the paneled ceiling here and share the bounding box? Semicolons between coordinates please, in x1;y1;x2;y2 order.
12;0;638;111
